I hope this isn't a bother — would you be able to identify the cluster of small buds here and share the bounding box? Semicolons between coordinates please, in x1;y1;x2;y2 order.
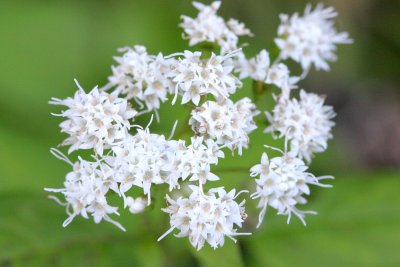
47;1;351;251
189;98;259;154
158;185;249;250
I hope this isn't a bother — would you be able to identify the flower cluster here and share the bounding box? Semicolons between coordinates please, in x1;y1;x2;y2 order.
168;51;241;105
180;1;252;53
50;80;136;155
250;150;332;227
275;4;352;71
189;98;259;154
47;1;350;251
265;90;336;162
106;45;174;111
159;186;249;250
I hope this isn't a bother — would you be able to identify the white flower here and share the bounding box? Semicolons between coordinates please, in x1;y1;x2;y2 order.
126;196;147;214
265;90;336;162
180;1;251;53
158;185;249;250
169;50;241;105
236;50;270;81
107;129;179;205
50;80;136;155
266;63;299;100
275;3;352;71
107;45;174;111
250;150;332;227
175;136;224;184
227;19;253;37
189;98;259;154
45;151;124;231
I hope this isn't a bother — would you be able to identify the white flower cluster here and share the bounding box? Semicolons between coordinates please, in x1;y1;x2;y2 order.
189;98;259;154
106;45;174;111
47;1;350;251
45;149;124;231
275;4;352;71
168;51;241;105
180;1;252;53
50;80;137;155
265;90;336;163
250;151;332;227
159;186;249;250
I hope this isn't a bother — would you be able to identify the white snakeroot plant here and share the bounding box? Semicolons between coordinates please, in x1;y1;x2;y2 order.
46;1;351;251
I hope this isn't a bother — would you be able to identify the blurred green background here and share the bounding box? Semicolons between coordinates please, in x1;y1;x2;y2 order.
1;0;399;266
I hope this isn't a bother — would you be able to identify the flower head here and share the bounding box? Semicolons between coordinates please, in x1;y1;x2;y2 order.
250;150;332;227
275;4;352;71
107;45;174;111
189;98;259;154
50;80;136;155
169;51;241;105
180;1;251;53
159;185;249;250
265;90;335;162
45;151;124;231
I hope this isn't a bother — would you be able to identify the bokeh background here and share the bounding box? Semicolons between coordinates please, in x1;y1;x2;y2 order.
1;0;399;266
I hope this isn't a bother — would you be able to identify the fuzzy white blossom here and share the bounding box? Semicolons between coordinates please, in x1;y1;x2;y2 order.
189;98;259;154
236;50;270;81
158;185;249;250
169;50;241;105
265;90;336;162
250;150;332;227
107;128;179;205
275;4;352;71
45;150;124;231
175;136;224;184
107;45;174;111
180;1;251;53
50;80;136;155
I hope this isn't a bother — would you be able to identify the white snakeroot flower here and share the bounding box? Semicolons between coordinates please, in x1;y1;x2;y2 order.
45;150;124;231
169;50;241;105
265;90;336;162
175;136;224;184
189;98;259;154
108;129;179;205
275;4;352;71
107;45;174;111
126;196;147;214
250;150;332;227
236;50;270;81
158;185;249;250
50;80;136;155
180;1;251;53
